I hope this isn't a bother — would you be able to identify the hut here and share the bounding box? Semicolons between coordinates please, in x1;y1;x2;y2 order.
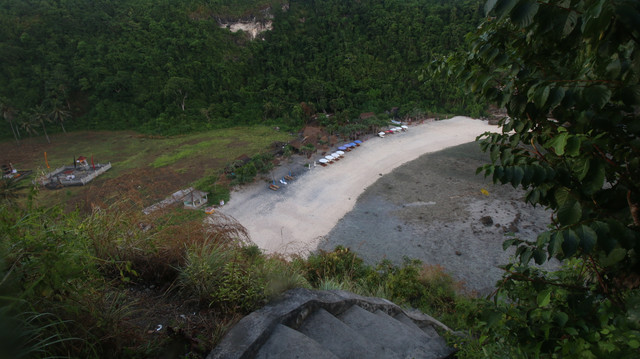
183;189;209;209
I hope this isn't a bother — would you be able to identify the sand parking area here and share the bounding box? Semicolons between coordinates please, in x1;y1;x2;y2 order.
218;117;509;256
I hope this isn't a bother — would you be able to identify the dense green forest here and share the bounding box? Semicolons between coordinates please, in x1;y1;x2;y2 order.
0;0;483;138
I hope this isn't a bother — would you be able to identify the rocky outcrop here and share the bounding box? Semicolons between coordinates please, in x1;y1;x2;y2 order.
219;20;273;40
218;4;289;40
208;288;455;359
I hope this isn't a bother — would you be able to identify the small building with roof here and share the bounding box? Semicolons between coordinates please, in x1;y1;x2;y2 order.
183;189;209;209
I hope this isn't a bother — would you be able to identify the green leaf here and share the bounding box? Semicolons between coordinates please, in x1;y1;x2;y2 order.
536;231;551;247
511;166;524;187
548;231;563;257
533;85;550;107
561;229;579;257
614;3;640;44
533;248;547;264
531;165;546;184
537;289;552;307
547;86;566;109
490;145;500;163
573;158;590;181
483;309;504;327
556;187;581;225
564;136;581;157
526;188;540;204
503;238;518;250
510;0;539;27
601;247;626;266
566;327;579;336
606;58;621;78
493;166;504;183
554;311;569;327
558;200;582;226
593;221;615;253
576;224;597;253
584;85;612;109
520;247;533;264
522;165;534;185
494;0;518;19
562;10;578;37
546;132;569;155
583;160;605;195
555;187;572;206
503;166;513;184
500;148;513;165
513;120;526;133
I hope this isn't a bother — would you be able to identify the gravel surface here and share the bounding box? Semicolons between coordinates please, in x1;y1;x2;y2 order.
319;141;553;296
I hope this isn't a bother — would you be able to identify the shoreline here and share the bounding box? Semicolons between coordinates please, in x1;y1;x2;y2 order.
217;116;501;255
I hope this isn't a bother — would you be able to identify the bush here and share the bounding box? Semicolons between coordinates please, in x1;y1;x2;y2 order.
302;246;372;287
178;240;233;302
250;153;275;174
178;244;312;314
229;162;257;185
262;257;311;299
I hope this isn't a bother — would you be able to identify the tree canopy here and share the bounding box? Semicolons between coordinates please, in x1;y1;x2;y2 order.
0;0;484;138
453;0;640;356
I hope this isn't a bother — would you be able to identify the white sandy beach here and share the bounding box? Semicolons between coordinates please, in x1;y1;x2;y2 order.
218;116;499;255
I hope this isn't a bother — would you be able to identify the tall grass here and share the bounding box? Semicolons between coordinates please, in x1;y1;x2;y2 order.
179;240;234;301
300;248;474;329
2;192;477;357
0;307;83;359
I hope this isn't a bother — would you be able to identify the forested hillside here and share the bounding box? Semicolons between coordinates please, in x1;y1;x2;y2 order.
0;0;483;138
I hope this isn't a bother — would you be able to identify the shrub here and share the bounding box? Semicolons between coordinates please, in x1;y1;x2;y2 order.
178;240;233;301
303;246;371;287
261;256;310;299
230;162;257;185
212;261;266;313
250;153;275;174
317;277;357;292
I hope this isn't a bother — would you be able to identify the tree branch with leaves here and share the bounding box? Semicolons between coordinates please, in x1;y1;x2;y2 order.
447;0;640;357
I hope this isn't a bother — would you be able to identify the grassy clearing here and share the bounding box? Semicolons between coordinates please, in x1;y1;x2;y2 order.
151;126;288;168
6;126;290;174
1;126;293;209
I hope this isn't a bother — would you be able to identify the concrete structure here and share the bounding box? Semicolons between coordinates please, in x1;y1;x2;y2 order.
143;187;209;214
183;189;208;209
208;288;455;359
39;162;112;189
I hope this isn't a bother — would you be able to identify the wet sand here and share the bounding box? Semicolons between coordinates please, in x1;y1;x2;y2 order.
319;141;552;295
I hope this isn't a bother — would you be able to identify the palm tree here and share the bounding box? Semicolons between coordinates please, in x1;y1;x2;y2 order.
48;99;71;133
19;112;39;138
30;105;51;143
